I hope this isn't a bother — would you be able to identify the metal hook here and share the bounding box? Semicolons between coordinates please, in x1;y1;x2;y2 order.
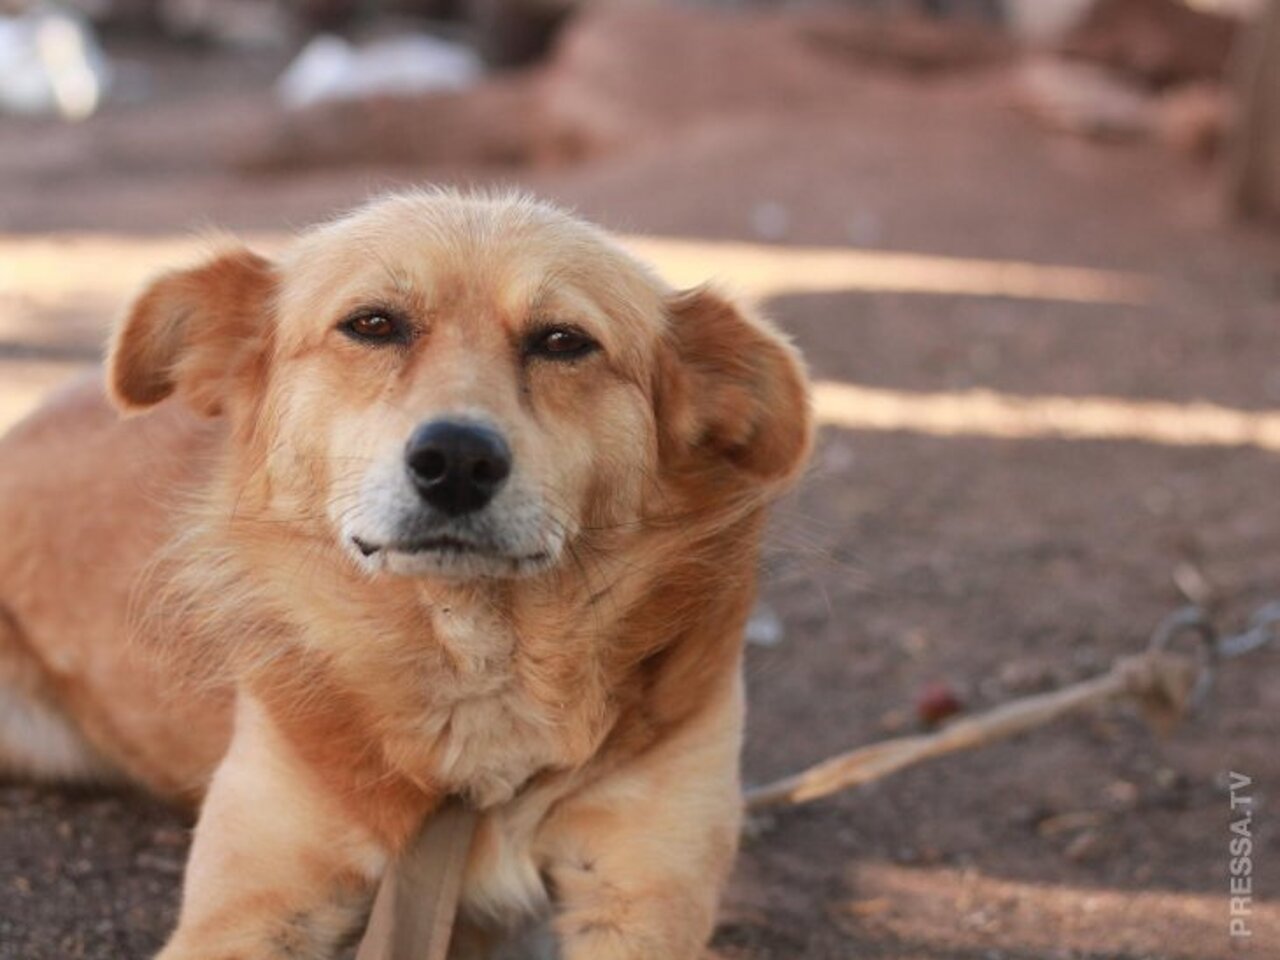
1148;605;1218;709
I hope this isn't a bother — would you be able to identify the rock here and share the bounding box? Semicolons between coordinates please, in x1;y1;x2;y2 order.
840;896;892;918
1037;809;1106;837
538;5;853;156
162;0;293;50
997;657;1058;694
539;5;1008;158
740;811;778;840
1005;0;1097;44
799;10;1013;76
1060;0;1240;89
1063;827;1107;862
150;826;189;847
1017;55;1155;140
277;33;482;110
878;706;913;735
134;851;183;874
1103;779;1140;809
1156;82;1231;160
238;75;537;170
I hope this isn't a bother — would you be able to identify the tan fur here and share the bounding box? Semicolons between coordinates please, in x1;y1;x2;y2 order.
0;190;812;959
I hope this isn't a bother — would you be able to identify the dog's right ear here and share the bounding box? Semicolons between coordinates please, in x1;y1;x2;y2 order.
655;286;812;489
107;248;276;417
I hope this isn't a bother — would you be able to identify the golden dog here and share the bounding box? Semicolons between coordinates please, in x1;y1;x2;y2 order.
0;191;811;959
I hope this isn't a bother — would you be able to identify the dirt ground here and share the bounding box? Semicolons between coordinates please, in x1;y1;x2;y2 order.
1;7;1279;959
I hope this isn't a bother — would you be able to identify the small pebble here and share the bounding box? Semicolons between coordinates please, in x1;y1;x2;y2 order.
1064;828;1106;862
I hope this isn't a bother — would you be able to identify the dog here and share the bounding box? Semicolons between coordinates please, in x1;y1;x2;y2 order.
0;190;812;959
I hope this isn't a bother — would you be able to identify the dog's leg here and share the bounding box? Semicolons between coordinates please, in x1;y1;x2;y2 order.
0;606;113;784
538;681;745;960
157;693;418;960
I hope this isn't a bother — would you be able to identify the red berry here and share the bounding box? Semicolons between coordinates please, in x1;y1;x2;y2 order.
916;681;963;727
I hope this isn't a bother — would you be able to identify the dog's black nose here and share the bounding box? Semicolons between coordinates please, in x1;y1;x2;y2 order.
405;420;512;516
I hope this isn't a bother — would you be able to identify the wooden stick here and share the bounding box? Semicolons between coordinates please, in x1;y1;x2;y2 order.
745;651;1196;811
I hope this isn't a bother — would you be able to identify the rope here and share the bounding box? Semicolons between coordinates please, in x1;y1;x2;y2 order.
355;800;478;960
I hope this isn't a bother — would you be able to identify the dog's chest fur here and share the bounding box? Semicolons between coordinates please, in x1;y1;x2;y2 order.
418;603;585;808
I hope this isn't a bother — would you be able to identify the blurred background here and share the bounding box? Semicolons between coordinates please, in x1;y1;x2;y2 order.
2;0;1279;957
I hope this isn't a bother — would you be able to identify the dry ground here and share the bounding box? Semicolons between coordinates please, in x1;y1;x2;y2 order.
1;9;1278;959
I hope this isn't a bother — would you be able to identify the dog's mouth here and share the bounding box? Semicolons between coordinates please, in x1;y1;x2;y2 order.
351;534;550;572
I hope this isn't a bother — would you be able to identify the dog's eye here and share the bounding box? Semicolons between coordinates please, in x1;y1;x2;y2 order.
340;312;405;344
525;326;599;361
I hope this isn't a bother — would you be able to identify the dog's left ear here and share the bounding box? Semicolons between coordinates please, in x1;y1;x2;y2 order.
656;286;812;487
107;247;276;417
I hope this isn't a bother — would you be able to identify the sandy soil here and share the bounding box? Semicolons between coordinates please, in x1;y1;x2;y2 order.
1;7;1278;959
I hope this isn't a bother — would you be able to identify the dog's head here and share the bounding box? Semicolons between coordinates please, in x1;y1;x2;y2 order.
108;192;811;580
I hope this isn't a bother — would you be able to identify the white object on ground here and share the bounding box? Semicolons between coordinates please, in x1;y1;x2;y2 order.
0;10;110;120
746;603;785;648
1003;0;1097;43
1018;56;1154;139
277;33;483;110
